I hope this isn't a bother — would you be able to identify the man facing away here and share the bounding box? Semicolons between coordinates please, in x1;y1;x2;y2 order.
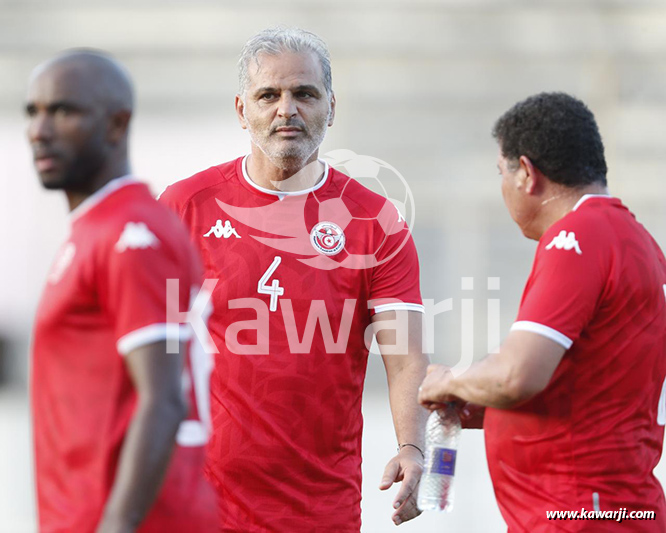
419;92;666;531
27;50;217;532
159;28;429;531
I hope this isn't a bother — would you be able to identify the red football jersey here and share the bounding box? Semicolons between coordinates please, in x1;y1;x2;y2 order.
32;177;217;533
485;195;666;532
159;156;423;532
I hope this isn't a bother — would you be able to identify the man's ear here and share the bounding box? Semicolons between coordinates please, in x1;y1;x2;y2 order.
107;109;131;145
327;92;336;127
235;94;247;130
519;155;539;195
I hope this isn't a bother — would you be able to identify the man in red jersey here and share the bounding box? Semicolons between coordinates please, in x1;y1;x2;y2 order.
27;50;217;532
159;28;429;531
419;92;666;531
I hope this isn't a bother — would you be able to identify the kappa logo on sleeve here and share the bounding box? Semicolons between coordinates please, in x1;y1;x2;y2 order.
115;222;160;252
545;230;582;255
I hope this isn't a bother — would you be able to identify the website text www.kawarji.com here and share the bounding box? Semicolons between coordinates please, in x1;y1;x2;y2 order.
547;508;656;523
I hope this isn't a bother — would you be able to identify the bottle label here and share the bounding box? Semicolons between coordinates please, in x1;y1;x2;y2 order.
430;447;456;476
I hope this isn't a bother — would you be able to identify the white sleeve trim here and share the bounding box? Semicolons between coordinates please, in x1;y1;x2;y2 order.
511;321;573;349
117;323;192;356
374;303;425;314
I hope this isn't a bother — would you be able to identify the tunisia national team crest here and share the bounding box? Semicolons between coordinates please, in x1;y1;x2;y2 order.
310;222;346;256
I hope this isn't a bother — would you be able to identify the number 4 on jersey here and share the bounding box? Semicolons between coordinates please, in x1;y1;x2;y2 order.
258;256;285;312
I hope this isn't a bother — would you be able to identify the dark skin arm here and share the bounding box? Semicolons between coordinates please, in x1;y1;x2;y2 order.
96;341;187;533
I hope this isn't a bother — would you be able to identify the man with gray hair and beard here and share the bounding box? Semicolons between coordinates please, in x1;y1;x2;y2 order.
160;27;429;531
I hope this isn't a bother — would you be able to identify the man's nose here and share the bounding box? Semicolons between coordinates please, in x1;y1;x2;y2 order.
277;94;298;119
28;112;54;144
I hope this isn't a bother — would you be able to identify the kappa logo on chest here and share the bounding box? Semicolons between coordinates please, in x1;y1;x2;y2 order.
203;219;241;239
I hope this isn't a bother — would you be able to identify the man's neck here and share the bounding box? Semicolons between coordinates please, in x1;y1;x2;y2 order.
531;183;609;239
65;161;131;212
246;150;325;193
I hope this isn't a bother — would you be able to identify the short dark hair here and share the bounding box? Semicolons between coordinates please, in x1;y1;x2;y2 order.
492;92;607;187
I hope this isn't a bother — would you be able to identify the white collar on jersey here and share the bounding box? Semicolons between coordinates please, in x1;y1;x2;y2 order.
572;193;612;212
241;155;330;200
69;174;138;223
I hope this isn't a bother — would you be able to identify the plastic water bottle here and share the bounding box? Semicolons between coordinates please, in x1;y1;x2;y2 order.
417;404;461;512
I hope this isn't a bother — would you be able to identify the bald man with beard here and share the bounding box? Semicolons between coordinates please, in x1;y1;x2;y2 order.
27;50;217;533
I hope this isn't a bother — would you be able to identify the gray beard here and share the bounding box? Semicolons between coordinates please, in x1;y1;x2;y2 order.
247;124;328;171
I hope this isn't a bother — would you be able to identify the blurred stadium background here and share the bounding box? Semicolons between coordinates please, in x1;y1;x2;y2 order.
1;0;666;531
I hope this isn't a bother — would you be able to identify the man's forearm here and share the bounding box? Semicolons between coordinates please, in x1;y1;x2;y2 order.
448;354;522;409
376;310;430;447
448;331;566;409
386;354;430;448
98;397;186;531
